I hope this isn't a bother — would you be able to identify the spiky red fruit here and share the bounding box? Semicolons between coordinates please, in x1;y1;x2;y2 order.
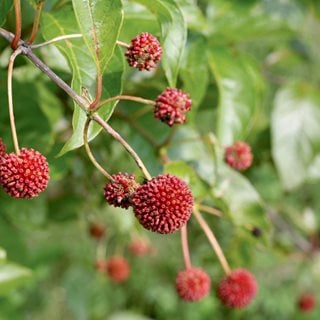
217;268;258;308
224;141;253;171
89;223;105;240
129;238;151;257
154;88;192;127
176;268;211;302
298;293;316;312
125;32;162;71
106;256;130;284
0;138;6;157
0;148;49;199
104;172;139;209
132;174;193;234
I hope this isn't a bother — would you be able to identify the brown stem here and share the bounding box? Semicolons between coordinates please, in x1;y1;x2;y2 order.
11;0;22;49
92;114;152;181
194;207;231;275
83;118;113;180
8;48;22;154
28;0;45;44
181;225;192;269
89;74;103;110
0;28;151;182
94;95;155;113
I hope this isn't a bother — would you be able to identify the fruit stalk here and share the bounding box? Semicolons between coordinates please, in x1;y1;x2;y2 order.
194;207;231;275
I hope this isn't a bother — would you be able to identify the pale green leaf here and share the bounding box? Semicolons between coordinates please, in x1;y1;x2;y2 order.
208;47;263;145
72;0;123;73
133;0;187;87
272;82;320;190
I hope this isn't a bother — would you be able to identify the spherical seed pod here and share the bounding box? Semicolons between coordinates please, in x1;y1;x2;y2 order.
217;268;258;308
154;88;192;127
125;32;162;71
132;174;194;234
0;148;50;199
176;267;211;302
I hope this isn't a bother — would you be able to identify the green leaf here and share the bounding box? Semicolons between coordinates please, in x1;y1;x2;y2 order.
0;248;6;264
59;47;125;155
0;73;53;153
41;5;124;154
208;47;264;145
164;161;207;199
217;164;270;234
133;0;187;87
272;82;320;190
0;263;32;295
72;0;123;74
180;36;209;120
0;0;12;27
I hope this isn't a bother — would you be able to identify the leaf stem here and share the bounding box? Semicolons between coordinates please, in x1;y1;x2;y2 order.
94;95;155;113
92;114;152;181
83;118;113;180
194;207;231;275
11;0;22;49
89;74;103;110
198;204;223;217
116;40;130;48
31;34;83;49
181;225;192;269
27;0;45;44
7;48;22;155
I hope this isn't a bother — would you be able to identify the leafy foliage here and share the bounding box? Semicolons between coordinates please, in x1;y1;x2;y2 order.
0;0;320;319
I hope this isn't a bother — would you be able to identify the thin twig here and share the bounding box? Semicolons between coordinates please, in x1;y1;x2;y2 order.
92;114;152;181
116;40;130;48
28;0;45;44
95;95;155;113
7;48;22;154
11;0;21;49
31;34;83;49
198;204;223;217
83;118;113;180
194;207;231;275
181;225;192;269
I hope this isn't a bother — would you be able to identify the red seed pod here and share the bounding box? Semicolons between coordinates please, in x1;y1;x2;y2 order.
0;148;50;198
224;141;253;171
125;32;162;71
154;88;192;127
176;268;211;302
298;293;316;313
88;223;106;240
104;172;139;209
132;174;194;234
105;256;131;284
217;268;258;308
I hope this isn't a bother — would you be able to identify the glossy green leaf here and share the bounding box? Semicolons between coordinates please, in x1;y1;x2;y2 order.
0;263;32;295
180;36;209;120
72;0;123;74
272;82;320;190
133;0;187;87
164;161;207;199
208;47;263;145
41;5;124;154
0;0;12;27
59;47;124;155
